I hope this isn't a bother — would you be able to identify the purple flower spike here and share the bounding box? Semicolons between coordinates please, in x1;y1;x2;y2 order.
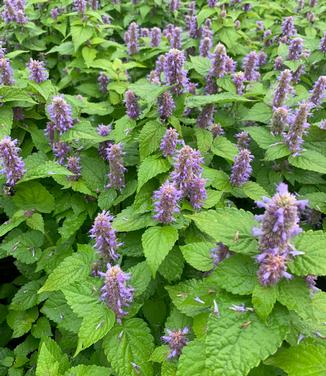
206;43;227;94
106;143;127;191
27;58;48;83
281;16;296;41
162;327;188;359
230;148;253;187
197;104;215;128
253;183;308;286
210;123;224;138
309;76;326;107
124;22;139;55
0;57;15;85
124;90;140;119
211;243;232;267
208;0;217;7
0;136;25;189
200;36;213;57
52;142;70;165
73;0;86;14
274;56;283;70
288;38;304;60
98;71;109;94
1;0;28;24
150;27;161;47
157;91;175;120
160;128;179;157
257;52;267;66
320;32;326;53
273;69;293;108
236;131;250;149
90;211;122;261
187;15;200;39
243;51;260;81
140;28;150;38
153;181;181;223
271;107;288;136
188;176;207;209
163;49;189;95
48;95;73;135
97;124;112;137
309;0;318;6
88;0;99;10
99;263;134;323
232;72;245;95
285;102;311;155
169;26;182;49
292;65;305;84
67;156;81;181
170;0;180;12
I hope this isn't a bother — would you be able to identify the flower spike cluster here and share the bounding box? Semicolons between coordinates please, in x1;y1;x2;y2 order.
163;49;189;95
160;128;179;157
0;57;15;85
106;143;127;191
230;148;253;187
27;59;48;83
162;327;189;359
153;181;182;223
253;183;308;286
273;69;293;108
47;95;74;135
1;0;28;24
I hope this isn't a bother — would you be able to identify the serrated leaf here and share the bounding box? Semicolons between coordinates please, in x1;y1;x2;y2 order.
137;155;170;192
20;160;73;182
128;261;152;297
289;150;326;174
13;182;55;213
188;208;258;255
158;247;184;282
190;56;211;76
142;226;178;276
195;128;213;153
242;181;269;201
64;365;112;376
242;103;272;124
7;308;38;338
0;105;13;138
36;338;69;376
252;284;277;321
0;210;26;237
71;25;94;51
139;121;166;160
264;143;290;161
211;254;258;295
246;127;278;149
58;211;87;240
180;242;215;272
186;93;250;108
31;317;52;338
211;136;238;161
113;206;156;232
177;339;209;376
129;79;167;103
39;247;96;293
26;213;44;233
103;318;154;376
10;280;43;311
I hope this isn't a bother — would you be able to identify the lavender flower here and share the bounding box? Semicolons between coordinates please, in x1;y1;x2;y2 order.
150;27;161;47
197;104;215;128
206;43;227;94
243;51;260;81
27;58;48;83
153;181;181;223
199;37;212;57
230;148;253;187
99;263;134;323
124;22;139;55
170;0;180;11
306;11;315;23
140;28;149;38
273;69;293;108
188;176;207;209
73;0;86;14
288;38;304;60
88;0;99;10
13;107;24;121
292;65;305;84
0;58;15;85
281;17;296;41
47;95;73;135
169;27;182;49
90;211;122;261
256;21;264;31
98;72;109;94
257;52;267;66
285;102;311;155
52;141;70;165
155;55;165;75
320;33;326;53
0;136;25;188
274;56;283;70
157;91;175;120
102;14;111;24
97;124;112;137
297;0;305;9
162;327;188;359
67;156;81;181
208;0;217;7
253;183;307;286
50;7;63;19
211;243;232;267
124;90;140;119
210;123;224;137
236;131;250;149
187;16;199;39
271;107;288;136
232;72;245;95
163;49;189;95
147;70;161;85
1;0;27;24
309;76;326;107
309;0;317;6
160;128;179;157
305;275;319;295
263;30;272;46
106;143;127;191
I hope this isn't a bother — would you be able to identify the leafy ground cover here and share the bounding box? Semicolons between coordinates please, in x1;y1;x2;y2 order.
0;0;326;375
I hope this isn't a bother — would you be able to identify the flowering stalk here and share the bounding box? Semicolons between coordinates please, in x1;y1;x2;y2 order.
170;0;180;11
99;263;134;323
27;59;48;83
73;0;86;14
169;27;182;49
206;43;227;94
157;91;175;120
309;76;326;107
124;90;140;119
150;27;161;47
288;38;304;60
271;107;288;136
273;69;293;108
52;142;70;165
211;243;232;267
187;176;207;209
1;0;28;24
236;131;250;149
230;148;253;187
90;211;122;261
124;22;139;55
242;51;260;81
0;57;15;85
67;156;81;181
281;16;296;42
210;123;224;138
0;136;25;189
98;72;109;94
320;32;326;53
232;72;245;95
160;128;179;157
153;181;181;223
162;328;189;359
48;95;73;135
197;104;215;128
106;143;127;191
163;49;189;95
199;36;212;57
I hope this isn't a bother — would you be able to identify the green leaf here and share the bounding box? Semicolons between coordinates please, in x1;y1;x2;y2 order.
64;365;112;376
21;160;73;182
195;128;213;153
0;210;26;237
113;206;156;232
211;254;258;295
242;181;269;201
103;318;154;376
142;226;178;276
301;192;326;214
242;103;272;124
71;25;94;51
290;231;326;276
13;182;55;213
28;80;55;101
58;211;87;240
158;247;184;282
139;121;166;160
39;247;95;293
0;87;36;104
204;305;288;376
128;261;152;297
203;189;223;209
211;136;238;161
82;46;97;67
189;56;211;76
61;121;112;143
36;338;69;376
186;93;250;108
219;27;240;49
188;208;258;254
26;213;45;233
266;340;326;376
7;308;38;338
10;280;43;311
252;284;277;321
289;150;326;174
246;127;278;149
0;106;13;138
137;155;170;192
264;143;290;161
177;339;209;376
75;305;115;356
180;242;215;272
129;79;167;103
31;317;52;339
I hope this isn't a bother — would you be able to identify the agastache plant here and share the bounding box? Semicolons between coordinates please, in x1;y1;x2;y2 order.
309;76;326;107
163;49;189;95
150;27;161;47
197;104;215;128
320;32;326;53
288;38;304;60
1;0;28;24
99;263;134;323
0;57;15;85
124;22;139;55
243;51;260;81
273;69;293;108
90;210;122;261
211;243;232;267
124;90;140;119
98;71;109;93
206;43;227;94
0;136;25;189
67;156;81;181
106;143;127;190
271;107;288;136
27;59;48;83
73;0;86;14
157;91;175;120
160;128;179;157
230;148;253;187
47;95;73;135
232;72;245;95
162;327;189;359
153;181;182;223
281;16;296;41
253;183;307;285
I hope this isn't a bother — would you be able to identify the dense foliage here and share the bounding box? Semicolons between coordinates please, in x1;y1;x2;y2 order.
0;0;326;375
